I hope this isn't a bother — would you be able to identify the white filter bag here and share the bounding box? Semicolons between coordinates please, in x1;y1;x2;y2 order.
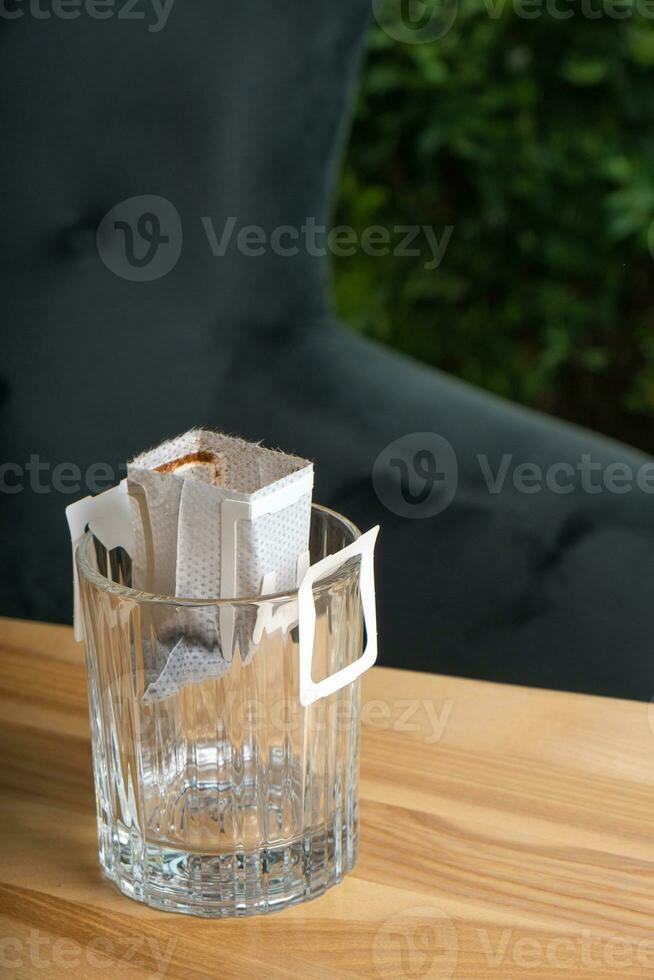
127;430;313;700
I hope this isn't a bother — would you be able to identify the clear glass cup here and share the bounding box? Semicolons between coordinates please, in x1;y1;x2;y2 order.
76;504;365;917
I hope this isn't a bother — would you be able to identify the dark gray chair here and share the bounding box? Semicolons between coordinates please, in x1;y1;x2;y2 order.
1;0;653;700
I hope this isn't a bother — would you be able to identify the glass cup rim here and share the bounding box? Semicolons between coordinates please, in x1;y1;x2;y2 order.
75;502;362;608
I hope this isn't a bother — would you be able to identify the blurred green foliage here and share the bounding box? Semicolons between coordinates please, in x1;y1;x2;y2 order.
332;1;654;451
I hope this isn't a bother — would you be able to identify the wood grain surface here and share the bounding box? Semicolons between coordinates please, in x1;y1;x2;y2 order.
1;616;653;979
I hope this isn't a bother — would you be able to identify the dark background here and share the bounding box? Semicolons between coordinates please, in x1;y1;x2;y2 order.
1;0;654;701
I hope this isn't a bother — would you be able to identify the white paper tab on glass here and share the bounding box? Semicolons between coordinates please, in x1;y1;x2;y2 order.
298;525;379;707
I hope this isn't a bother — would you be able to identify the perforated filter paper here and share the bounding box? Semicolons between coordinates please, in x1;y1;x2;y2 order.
127;430;313;700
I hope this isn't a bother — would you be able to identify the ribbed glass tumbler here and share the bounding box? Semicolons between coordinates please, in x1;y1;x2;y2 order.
76;505;367;917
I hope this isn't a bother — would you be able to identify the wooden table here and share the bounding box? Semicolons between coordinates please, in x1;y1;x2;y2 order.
1;617;653;979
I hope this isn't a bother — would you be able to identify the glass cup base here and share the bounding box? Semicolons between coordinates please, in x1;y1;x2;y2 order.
98;818;358;917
